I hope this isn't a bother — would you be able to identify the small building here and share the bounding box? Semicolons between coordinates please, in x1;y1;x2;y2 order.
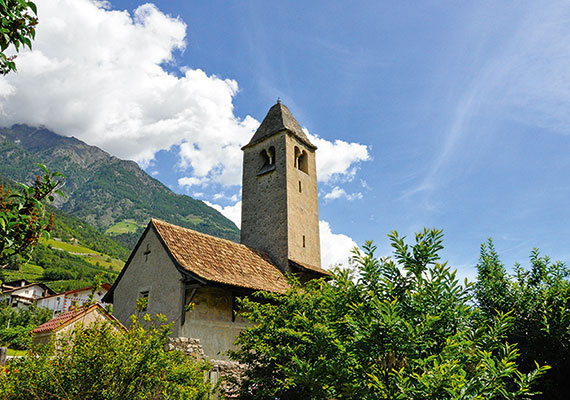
0;281;55;309
37;283;111;313
30;303;124;346
104;102;329;359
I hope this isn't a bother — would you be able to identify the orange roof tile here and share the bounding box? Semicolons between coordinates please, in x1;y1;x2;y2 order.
31;304;123;334
31;308;83;334
151;219;290;293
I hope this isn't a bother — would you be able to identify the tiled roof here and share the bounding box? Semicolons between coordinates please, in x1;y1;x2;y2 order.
243;102;316;150
152;219;290;293
40;283;112;300
31;304;123;334
1;282;55;296
31;307;83;334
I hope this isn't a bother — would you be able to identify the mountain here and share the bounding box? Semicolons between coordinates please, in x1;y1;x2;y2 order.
0;124;240;248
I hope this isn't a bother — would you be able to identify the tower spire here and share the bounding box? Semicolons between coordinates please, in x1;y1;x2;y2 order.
241;102;321;274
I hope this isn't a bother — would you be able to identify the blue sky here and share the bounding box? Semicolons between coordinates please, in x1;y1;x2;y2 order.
1;0;569;278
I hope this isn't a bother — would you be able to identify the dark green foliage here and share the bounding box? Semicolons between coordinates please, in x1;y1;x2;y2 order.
476;240;570;400
110;230;144;250
0;125;240;243
0;315;213;399
0;304;52;349
41;267;75;281
230;229;547;399
0;0;38;74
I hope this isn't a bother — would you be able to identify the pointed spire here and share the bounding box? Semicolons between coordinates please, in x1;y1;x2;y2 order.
243;102;316;150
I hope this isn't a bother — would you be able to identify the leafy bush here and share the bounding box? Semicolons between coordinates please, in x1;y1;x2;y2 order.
230;229;548;399
0;304;52;349
476;240;570;400
0;315;213;400
41;267;75;281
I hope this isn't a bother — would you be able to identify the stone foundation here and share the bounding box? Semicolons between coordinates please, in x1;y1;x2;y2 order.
166;337;246;398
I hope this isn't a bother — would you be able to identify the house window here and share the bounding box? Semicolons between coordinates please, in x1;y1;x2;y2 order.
137;290;149;312
258;146;276;175
294;146;308;174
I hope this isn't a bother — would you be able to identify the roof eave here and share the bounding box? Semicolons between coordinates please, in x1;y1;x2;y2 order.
242;129;317;151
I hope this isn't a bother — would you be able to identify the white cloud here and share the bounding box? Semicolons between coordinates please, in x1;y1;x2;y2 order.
0;0;256;180
319;220;357;269
306;131;370;183
0;0;370;200
323;186;363;201
178;176;207;188
204;200;242;229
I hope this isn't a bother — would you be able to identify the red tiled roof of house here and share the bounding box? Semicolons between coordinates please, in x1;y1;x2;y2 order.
151;219;290;293
31;304;124;334
31;307;83;334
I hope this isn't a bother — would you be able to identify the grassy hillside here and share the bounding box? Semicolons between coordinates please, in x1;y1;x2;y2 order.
0;175;125;291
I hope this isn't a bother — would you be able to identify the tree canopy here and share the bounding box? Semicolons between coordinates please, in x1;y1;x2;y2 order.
230;229;549;399
0;164;64;269
0;0;37;74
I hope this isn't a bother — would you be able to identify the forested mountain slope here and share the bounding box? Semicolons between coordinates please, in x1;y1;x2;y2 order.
0;124;240;248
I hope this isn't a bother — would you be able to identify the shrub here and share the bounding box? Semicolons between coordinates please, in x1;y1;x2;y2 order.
230;229;549;399
0;314;213;400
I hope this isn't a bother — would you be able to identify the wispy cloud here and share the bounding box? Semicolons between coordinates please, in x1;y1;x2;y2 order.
404;2;570;201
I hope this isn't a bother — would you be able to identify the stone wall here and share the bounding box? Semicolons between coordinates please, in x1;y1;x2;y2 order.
166;337;246;398
241;133;290;271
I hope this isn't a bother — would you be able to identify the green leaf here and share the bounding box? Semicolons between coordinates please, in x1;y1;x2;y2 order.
27;1;37;15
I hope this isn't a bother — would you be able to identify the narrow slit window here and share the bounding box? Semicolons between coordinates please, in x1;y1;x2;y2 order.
303;235;306;248
294;146;308;173
299;181;302;193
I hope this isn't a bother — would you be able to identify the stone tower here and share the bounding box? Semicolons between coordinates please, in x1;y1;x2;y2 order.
241;101;321;273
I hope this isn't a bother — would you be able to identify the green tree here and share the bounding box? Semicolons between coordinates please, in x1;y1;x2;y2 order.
230;229;548;399
0;0;37;74
0;303;52;349
476;240;570;400
0;164;64;269
0;314;213;400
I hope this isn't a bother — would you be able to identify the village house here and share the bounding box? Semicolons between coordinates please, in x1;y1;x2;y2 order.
36;283;111;314
30;303;124;346
0;279;55;309
104;102;329;359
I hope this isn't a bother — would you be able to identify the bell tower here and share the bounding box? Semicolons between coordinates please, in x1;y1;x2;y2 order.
241;101;321;273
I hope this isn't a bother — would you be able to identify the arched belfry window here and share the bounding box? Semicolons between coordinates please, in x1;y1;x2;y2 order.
294;146;308;174
258;146;276;175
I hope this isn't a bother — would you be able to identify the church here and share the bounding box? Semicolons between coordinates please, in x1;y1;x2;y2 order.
104;102;329;359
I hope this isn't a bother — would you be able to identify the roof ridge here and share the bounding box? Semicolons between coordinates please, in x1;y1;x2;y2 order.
151;218;247;248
